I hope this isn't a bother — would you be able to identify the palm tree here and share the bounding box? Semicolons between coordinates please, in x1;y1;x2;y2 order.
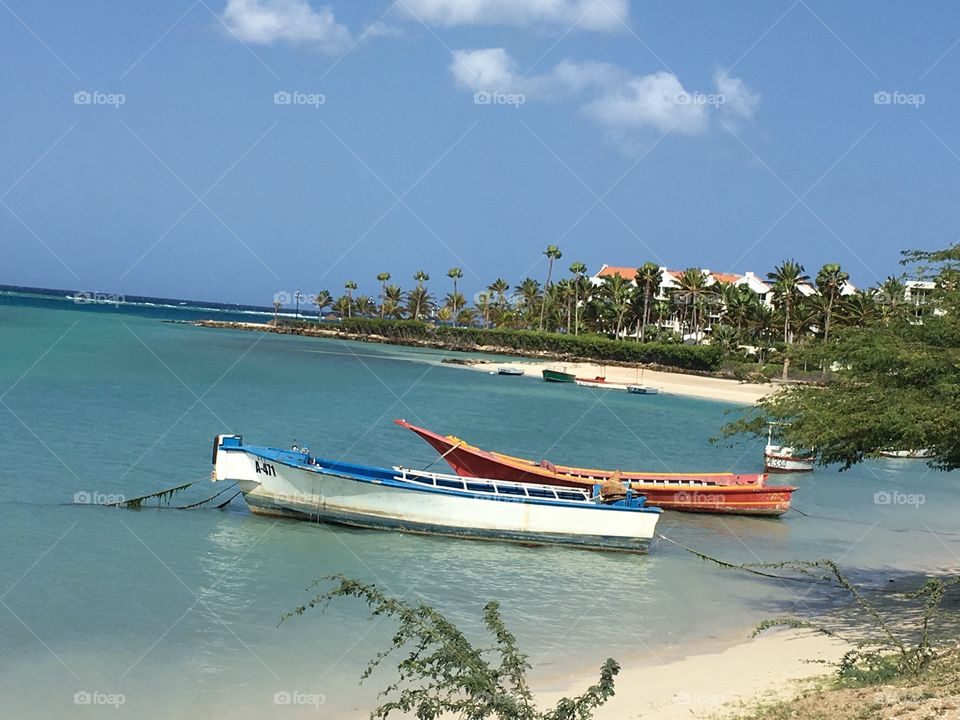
721;284;760;335
382;284;405;319
314;289;332;321
447;267;463;325
539;245;562;331
376;272;391;318
555;278;575;333
354;295;375;317
748;304;777;363
516;278;542;329
333;295;352;319
767;260;809;345
474;291;493;328
815;263;849;341
598;274;632;336
343;280;358;319
635;262;663;342
877;275;906;320
407;285;434;321
444;291;466;321
488;278;510;312
272;298;282;325
456;307;478;327
676;268;712;343
841;290;878;327
414;270;429;288
568;262;587;335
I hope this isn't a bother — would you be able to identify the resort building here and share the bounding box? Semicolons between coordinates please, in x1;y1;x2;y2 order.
591;264;856;307
590;263;858;338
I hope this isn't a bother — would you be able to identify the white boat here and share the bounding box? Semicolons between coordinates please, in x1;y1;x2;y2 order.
212;435;662;553
626;385;659;395
879;449;934;459
626;369;659;395
763;427;814;473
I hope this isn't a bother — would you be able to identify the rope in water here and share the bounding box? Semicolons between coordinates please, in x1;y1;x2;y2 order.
655;532;817;583
176;482;239;509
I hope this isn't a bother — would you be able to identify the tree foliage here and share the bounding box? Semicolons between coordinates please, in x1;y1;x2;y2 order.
281;575;619;720
717;244;960;470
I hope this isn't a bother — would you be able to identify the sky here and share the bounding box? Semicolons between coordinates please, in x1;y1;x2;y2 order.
2;0;960;306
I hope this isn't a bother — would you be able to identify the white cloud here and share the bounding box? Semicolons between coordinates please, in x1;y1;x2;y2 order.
583;71;707;134
450;49;755;137
362;21;404;39
451;48;520;92
402;0;628;32
714;71;761;121
220;0;351;53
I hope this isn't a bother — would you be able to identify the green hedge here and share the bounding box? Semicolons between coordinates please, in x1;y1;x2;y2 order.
331;318;723;371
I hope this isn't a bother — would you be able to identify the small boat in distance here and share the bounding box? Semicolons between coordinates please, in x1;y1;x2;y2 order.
496;366;524;375
542;368;576;383
879;449;934;459
627;369;658;395
764;427;814;473
212;434;662;553
396;420;796;516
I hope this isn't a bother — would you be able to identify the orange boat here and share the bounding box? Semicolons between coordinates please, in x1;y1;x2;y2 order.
396;419;797;516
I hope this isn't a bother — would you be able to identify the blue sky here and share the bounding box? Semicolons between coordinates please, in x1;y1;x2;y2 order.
2;1;959;305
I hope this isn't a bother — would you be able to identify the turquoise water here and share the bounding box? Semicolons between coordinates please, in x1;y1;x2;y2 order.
1;297;957;719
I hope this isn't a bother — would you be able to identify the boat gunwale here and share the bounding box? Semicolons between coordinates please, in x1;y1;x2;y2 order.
220;444;664;514
394;419;780;488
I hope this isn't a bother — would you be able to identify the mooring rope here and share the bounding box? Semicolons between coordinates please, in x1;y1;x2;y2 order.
421;440;465;471
176;483;239;509
109;481;199;508
655;533;817;583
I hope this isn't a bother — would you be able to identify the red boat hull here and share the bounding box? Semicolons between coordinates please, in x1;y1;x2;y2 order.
396;419;796;516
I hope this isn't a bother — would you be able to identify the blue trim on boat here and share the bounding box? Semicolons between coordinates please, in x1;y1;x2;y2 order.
218;438;660;515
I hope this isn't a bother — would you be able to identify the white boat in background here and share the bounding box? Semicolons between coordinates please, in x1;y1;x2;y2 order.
879;449;934;459
764;427;814;473
212;435;662;553
627;369;659;395
627;385;659;395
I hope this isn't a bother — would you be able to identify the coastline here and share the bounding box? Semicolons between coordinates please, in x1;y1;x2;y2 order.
533;629;847;719
468;360;774;404
188;320;775;405
329;629;847;719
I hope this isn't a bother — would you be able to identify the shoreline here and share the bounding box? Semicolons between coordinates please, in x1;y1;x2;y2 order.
187;320;775;405
468;359;774;404
330;628;847;719
533;628;847;719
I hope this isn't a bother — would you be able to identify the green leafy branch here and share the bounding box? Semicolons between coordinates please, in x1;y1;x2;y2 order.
281;574;619;720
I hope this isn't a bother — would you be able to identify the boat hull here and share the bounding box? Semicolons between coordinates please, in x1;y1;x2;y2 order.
764;445;814;473
542;369;576;383
213;438;660;552
396;421;795;516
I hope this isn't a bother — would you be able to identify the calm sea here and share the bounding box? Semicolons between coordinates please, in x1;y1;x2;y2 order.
1;293;956;719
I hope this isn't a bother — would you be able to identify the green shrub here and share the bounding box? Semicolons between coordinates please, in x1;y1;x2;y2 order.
332;318;724;371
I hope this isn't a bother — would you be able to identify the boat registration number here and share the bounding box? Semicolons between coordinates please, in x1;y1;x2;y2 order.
255;460;277;477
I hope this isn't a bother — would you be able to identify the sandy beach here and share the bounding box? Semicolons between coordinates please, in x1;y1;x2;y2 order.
191;320;776;404
535;629;848;719
469;359;776;405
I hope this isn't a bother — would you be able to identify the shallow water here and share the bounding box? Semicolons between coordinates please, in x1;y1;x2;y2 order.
1;296;956;718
